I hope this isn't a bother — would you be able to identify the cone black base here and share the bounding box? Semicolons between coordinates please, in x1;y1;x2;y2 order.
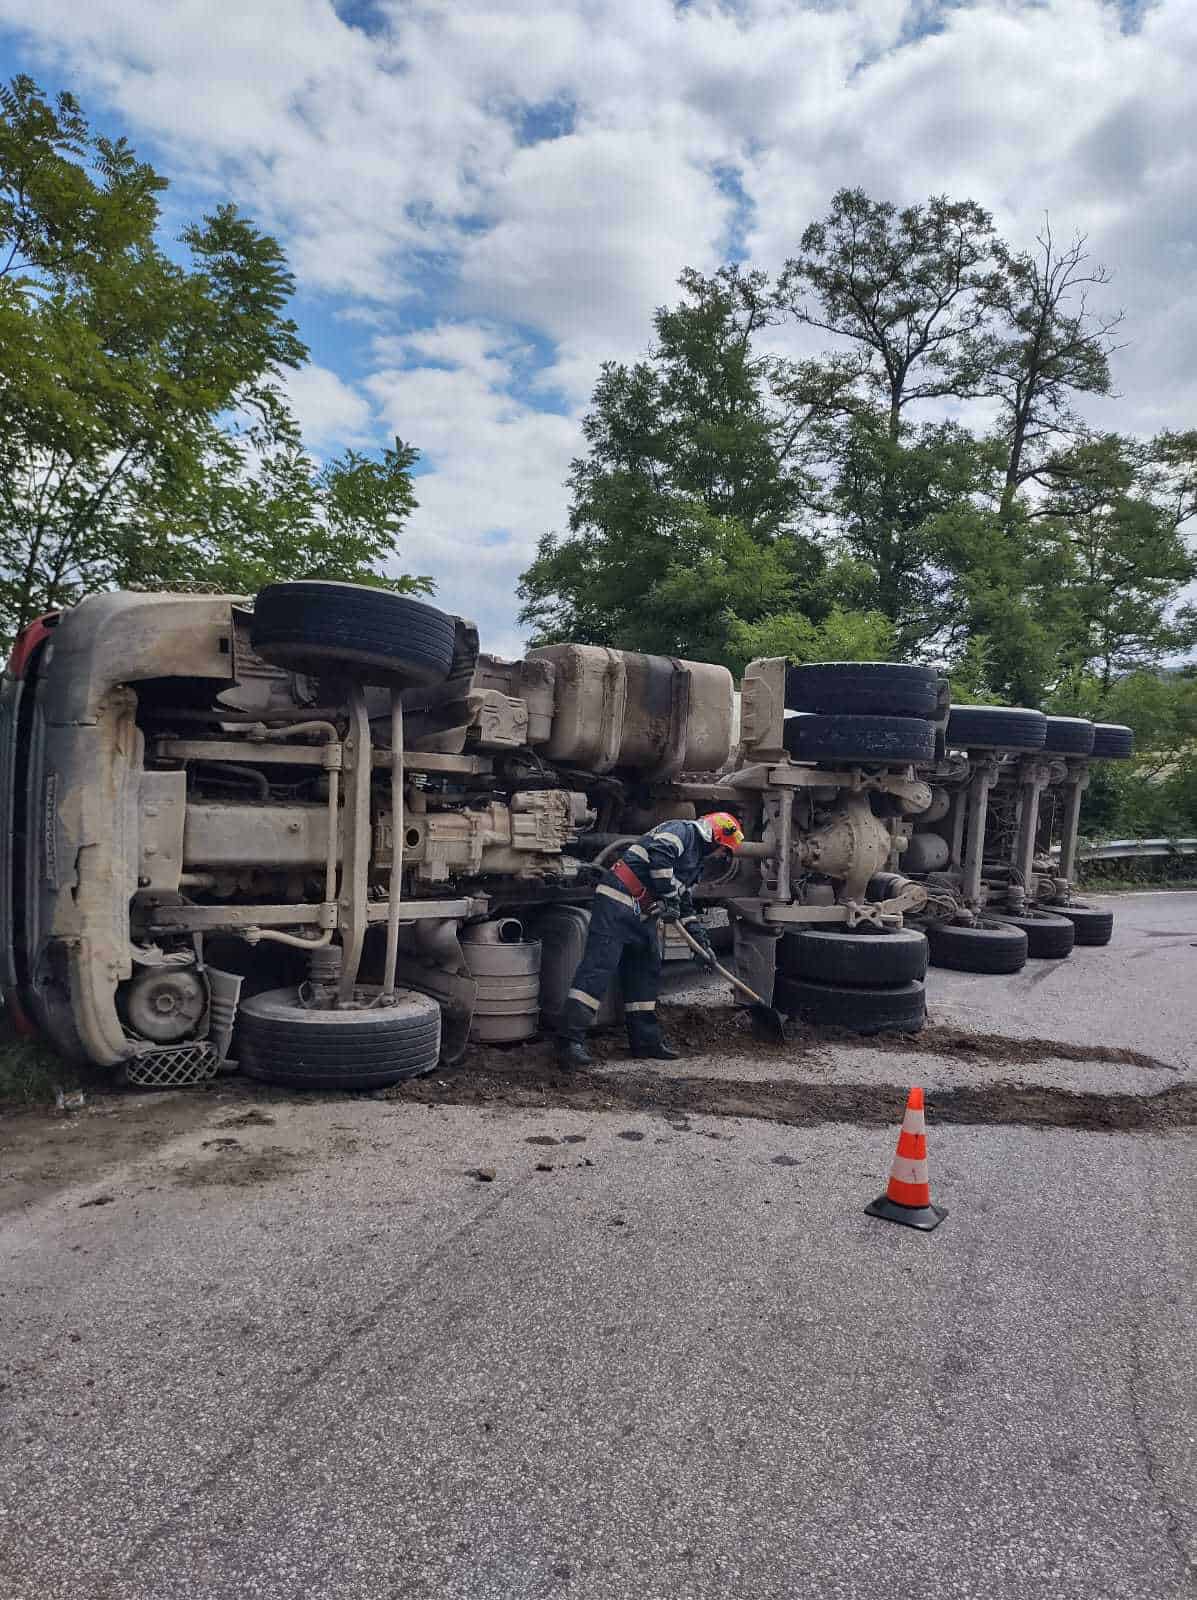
865;1193;948;1231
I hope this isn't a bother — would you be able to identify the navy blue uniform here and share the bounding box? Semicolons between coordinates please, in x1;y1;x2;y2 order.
564;819;717;1052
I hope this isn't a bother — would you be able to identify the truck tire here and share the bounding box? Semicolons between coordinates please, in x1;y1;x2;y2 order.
946;705;1046;751
774;975;926;1034
784;661;940;719
1041;716;1095;756
989;909;1076;959
1054;903;1114;946
251;582;456;685
1090;723;1134;759
779;925;928;985
924;917;1027;974
783;712;935;765
239;986;441;1090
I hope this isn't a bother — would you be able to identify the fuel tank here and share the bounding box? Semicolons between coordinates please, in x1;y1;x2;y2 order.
527;644;734;777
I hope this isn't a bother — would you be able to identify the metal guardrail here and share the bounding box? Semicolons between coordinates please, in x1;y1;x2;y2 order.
1055;838;1197;861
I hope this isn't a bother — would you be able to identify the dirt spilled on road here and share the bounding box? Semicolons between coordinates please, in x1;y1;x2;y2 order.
2;1004;1188;1218
836;1022;1176;1074
172;1142;305;1189
423;1002;1176;1078
516;1004;1176;1074
392;1058;1197;1134
386;1003;1192;1134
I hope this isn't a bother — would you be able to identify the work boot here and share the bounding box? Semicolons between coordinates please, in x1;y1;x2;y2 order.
556;998;595;1071
626;1018;682;1061
631;1037;682;1061
557;1038;593;1072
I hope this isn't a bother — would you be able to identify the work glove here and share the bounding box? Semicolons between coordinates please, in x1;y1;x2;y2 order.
684;917;717;969
656;892;683;923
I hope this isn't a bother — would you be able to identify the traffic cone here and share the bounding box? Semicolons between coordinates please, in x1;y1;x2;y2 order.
865;1086;948;1231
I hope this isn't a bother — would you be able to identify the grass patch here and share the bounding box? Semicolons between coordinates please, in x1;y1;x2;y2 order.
1078;854;1197;892
0;1023;78;1107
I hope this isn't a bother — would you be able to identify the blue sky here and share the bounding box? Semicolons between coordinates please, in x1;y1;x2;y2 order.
0;0;1191;655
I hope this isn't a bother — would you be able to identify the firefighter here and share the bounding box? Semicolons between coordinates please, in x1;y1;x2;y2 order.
557;812;745;1070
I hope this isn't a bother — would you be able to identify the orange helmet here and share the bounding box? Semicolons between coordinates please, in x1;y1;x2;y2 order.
701;812;744;853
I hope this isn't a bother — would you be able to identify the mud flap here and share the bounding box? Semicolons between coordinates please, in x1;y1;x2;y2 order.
731;918;782;1006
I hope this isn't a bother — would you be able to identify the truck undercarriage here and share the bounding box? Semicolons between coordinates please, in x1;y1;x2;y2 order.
0;585;1129;1087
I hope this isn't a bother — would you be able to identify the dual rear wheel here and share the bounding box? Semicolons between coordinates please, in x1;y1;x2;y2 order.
920;901;1112;970
774;924;928;1034
783;661;941;766
1048;903;1115;947
989;909;1076;959
923;918;1028;974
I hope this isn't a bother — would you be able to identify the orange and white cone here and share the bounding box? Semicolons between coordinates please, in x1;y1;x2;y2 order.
865;1086;947;1231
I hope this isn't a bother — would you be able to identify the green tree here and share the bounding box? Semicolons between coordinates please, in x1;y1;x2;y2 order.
829;413;996;653
931;491;1075;706
1151;428;1197;529
0;76;425;646
523;184;1197;724
1049;668;1197;839
725;605;894;680
518;265;856;663
127;426;429;597
983;224;1121;516
777;189;1008;658
780;189;998;440
1036;435;1197;687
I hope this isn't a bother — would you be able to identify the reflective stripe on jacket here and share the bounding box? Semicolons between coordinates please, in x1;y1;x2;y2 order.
612;819;711;906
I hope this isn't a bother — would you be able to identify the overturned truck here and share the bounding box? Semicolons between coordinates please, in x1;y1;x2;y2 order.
0;584;955;1088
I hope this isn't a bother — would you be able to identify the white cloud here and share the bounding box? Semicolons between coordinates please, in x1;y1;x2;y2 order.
0;0;515;296
283;363;374;451
458;126;737;403
2;0;1195;646
740;0;1197;437
363;325;578;656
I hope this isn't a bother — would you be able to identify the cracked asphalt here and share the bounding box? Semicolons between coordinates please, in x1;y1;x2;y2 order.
1;891;1195;1600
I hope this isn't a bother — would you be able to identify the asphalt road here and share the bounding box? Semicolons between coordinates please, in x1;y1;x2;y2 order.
1;892;1195;1600
925;890;1197;1068
665;889;1197;1072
